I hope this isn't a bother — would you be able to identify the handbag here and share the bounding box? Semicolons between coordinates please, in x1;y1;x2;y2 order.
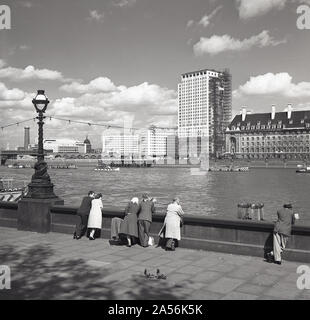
180;217;184;227
148;236;155;246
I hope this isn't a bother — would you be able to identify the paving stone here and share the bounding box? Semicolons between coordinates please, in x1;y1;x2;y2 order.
208;263;237;273
165;259;193;268
176;265;205;275
189;290;222;300
191;257;221;268
235;283;266;295
165;272;193;283
191;271;222;283
264;282;302;299
221;291;258;300
207;277;245;294
229;266;262;279
251;274;280;286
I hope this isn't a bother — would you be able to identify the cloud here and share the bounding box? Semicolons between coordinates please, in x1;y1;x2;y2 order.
113;0;137;8
234;72;310;98
0;82;25;100
19;1;34;8
88;10;104;22
0;59;6;69
0;64;65;82
235;0;287;20
193;30;286;56
60;77;117;94
187;20;194;28
187;5;222;28
198;5;222;27
50;80;178;136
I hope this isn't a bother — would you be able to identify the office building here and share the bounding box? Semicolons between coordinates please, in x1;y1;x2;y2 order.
225;105;310;159
178;68;232;157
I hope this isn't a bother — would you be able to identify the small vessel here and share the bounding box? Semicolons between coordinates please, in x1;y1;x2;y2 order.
48;164;77;169
209;166;249;172
296;165;310;173
7;163;25;169
94;166;120;171
0;178;27;202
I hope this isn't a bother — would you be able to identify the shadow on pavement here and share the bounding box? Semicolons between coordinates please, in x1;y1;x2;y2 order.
0;244;185;300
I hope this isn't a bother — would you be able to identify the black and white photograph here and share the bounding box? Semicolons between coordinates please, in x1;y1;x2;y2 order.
0;0;310;307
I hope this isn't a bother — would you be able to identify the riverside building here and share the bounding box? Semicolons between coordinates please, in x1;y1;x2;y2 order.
177;68;232;159
225;105;310;160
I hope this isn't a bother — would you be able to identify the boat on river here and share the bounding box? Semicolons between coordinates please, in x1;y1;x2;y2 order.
209;166;249;172
296;165;310;173
94;165;120;172
7;163;26;169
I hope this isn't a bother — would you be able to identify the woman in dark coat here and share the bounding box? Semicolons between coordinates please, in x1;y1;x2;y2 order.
119;197;140;246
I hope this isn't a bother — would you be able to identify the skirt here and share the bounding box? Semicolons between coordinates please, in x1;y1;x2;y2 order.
119;213;138;238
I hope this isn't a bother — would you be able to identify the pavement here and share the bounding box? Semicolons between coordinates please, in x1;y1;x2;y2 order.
0;226;309;300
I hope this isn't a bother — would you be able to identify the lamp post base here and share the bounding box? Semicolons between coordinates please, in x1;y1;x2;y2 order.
25;182;59;200
17;197;63;233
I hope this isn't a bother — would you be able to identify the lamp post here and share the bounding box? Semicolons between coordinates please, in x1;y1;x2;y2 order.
25;90;57;199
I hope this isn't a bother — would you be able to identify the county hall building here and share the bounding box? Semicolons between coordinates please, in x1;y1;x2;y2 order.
225;105;310;160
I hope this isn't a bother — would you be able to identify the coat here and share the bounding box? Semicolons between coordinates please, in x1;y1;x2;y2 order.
119;202;140;238
274;208;295;237
159;203;184;241
87;199;103;229
77;196;93;216
137;200;155;222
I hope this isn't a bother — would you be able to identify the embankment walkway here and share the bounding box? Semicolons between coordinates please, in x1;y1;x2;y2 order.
0;227;309;300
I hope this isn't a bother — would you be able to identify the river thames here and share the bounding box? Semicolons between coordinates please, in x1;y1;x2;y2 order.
1;166;310;224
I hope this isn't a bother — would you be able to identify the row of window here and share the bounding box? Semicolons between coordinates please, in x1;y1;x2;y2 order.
241;135;310;141
231;122;310;131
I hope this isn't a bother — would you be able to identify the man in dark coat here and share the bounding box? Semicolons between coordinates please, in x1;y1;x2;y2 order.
267;203;296;265
137;193;155;247
73;191;95;239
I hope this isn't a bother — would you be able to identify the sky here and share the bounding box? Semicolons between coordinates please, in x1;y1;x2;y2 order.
0;0;310;148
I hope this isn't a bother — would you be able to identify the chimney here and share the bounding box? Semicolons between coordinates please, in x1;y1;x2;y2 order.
271;105;276;120
241;106;247;122
287;103;292;119
24;127;30;150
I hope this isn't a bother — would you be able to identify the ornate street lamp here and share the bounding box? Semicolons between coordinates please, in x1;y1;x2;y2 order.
25;90;57;199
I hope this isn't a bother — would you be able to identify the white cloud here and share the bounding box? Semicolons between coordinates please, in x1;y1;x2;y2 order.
60;77;116;94
193;30;286;56
0;64;65;82
187;20;194;28
236;0;287;20
234;72;310;98
113;0;137;8
88;10;104;22
198;5;222;27
0;82;25;100
52;80;177;131
20;1;34;8
0;59;6;69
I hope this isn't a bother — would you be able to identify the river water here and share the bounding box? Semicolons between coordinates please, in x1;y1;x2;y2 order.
1;166;310;224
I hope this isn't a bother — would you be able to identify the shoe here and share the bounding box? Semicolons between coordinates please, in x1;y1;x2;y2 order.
73;232;77;239
76;236;81;240
266;252;274;263
89;236;95;240
275;261;282;265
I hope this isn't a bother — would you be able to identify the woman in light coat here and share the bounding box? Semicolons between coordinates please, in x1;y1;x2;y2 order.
87;193;103;240
158;197;184;251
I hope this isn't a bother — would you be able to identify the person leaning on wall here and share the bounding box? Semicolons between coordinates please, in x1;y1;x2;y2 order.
267;203;299;265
